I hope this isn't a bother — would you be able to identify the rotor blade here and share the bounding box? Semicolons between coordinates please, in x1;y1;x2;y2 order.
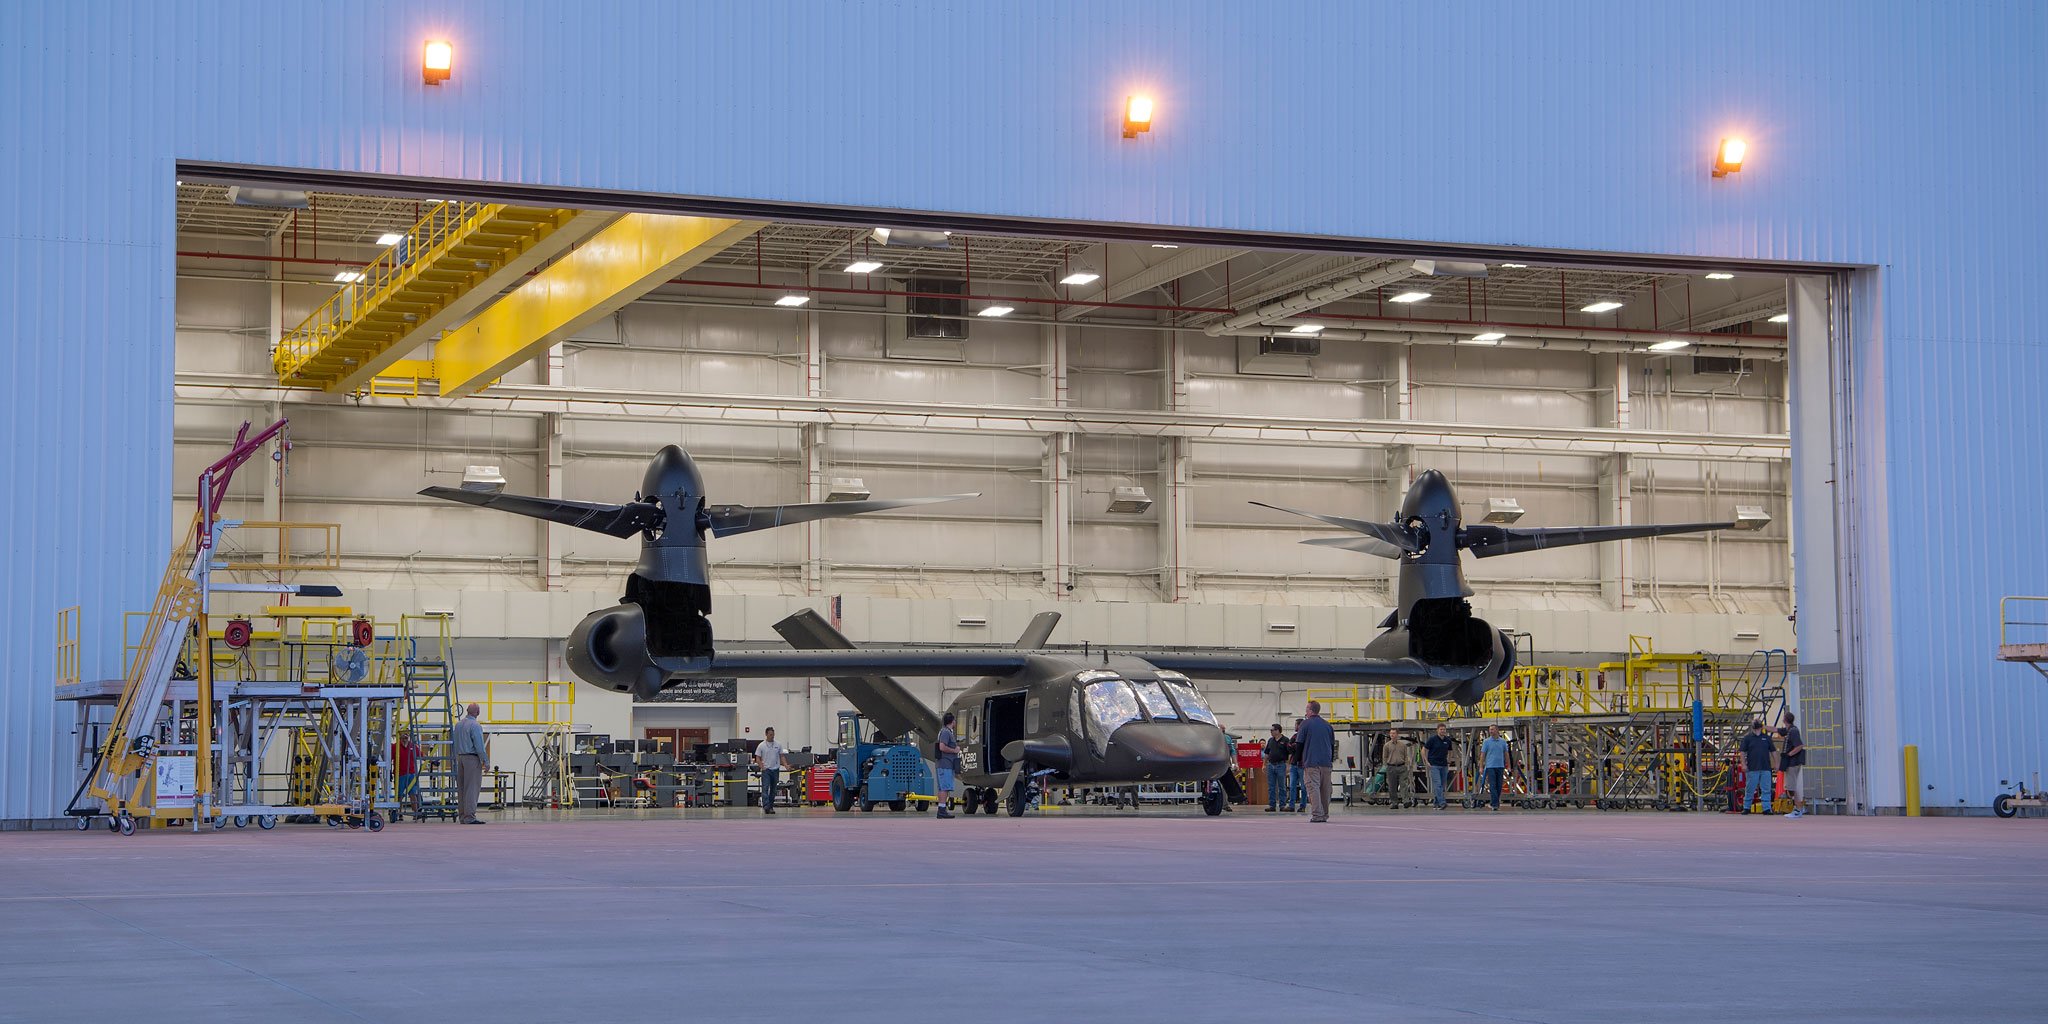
420;487;662;539
1248;501;1421;553
1459;522;1735;558
1014;612;1062;648
1300;535;1408;560
706;494;980;538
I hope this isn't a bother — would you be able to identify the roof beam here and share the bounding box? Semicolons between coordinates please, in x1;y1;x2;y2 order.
434;214;764;397
1055;246;1241;321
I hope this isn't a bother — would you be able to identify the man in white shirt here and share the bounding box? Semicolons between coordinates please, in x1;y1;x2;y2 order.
754;727;787;815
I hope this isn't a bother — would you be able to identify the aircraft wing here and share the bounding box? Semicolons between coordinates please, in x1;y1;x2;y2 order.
706;494;980;538
420;486;661;539
700;649;1034;678
1133;651;1445;685
1459;521;1733;558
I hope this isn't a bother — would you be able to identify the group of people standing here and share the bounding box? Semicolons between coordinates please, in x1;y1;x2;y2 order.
1737;713;1807;817
1261;702;1338;821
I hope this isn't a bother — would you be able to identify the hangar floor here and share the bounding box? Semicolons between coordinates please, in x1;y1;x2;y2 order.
3;809;2039;1023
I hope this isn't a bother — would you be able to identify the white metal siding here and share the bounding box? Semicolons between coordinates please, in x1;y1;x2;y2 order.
3;0;2044;816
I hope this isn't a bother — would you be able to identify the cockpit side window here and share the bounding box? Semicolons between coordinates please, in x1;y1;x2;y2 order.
1160;678;1219;725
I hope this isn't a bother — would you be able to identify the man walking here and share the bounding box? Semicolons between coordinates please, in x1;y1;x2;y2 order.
1479;725;1509;812
1299;701;1337;822
1288;717;1307;813
1423;723;1455;809
1382;728;1413;809
1262;723;1290;812
1780;713;1807;818
755;727;787;814
1739;720;1776;813
935;712;962;819
453;703;488;825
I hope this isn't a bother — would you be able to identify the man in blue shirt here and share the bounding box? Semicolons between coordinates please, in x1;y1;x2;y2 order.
1479;725;1510;811
1739;720;1777;814
1422;723;1456;810
1298;701;1337;822
935;712;962;819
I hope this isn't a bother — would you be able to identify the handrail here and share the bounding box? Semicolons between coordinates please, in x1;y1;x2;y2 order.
55;606;81;688
1999;596;2048;648
461;680;577;726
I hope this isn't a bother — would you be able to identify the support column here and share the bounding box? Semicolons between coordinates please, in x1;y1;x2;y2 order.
1599;355;1633;610
1158;328;1191;601
1041;324;1073;596
800;423;827;595
541;343;566;591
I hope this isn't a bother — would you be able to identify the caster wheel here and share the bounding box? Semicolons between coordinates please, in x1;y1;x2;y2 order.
366;811;385;833
106;816;120;833
257;815;277;830
233;815;249;828
75;816;92;831
212;816;227;830
118;815;136;836
1994;794;2018;819
327;818;343;829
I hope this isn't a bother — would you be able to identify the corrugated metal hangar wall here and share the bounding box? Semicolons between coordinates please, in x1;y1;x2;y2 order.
3;0;2043;820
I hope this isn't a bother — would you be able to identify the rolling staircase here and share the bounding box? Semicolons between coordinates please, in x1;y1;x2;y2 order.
391;615;460;821
1737;648;1791;726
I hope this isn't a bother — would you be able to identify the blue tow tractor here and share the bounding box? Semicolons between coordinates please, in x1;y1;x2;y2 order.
829;710;935;813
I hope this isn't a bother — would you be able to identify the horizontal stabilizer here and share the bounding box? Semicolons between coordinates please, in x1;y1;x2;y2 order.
1459;522;1734;558
707;494;979;538
420;487;661;539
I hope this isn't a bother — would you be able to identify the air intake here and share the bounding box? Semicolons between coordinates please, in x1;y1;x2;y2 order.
906;278;967;340
1258;335;1322;358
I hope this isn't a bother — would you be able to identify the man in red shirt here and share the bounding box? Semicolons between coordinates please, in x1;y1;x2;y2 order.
394;731;422;819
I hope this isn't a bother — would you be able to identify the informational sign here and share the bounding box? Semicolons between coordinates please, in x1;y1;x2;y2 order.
154;755;196;809
641;677;738;704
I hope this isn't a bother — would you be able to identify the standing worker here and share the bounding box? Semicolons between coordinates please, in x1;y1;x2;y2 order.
935;712;962;819
1382;728;1414;809
1739;720;1776;814
393;730;422;820
453;703;488;825
1423;723;1455;810
755;727;787;815
1779;713;1807;818
1299;701;1337;823
1288;716;1307;813
1479;725;1510;812
1262;724;1290;812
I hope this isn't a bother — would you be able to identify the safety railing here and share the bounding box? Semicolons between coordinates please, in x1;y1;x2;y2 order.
1306;686;1454;724
212;521;342;573
271;201;492;381
56;606;81;687
460;681;577;726
1999;596;2048;657
1478;667;1604;718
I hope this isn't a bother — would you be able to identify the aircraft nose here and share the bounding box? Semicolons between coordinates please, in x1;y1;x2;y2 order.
1118;721;1231;768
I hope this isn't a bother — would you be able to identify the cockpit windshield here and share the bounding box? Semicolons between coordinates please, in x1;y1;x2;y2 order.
1132;681;1179;720
1160;678;1218;725
1080;675;1142;753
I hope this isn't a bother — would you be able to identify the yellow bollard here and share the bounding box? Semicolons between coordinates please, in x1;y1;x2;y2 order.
1903;745;1920;817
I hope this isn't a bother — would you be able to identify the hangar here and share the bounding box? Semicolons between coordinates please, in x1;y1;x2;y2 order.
3;3;2044;1022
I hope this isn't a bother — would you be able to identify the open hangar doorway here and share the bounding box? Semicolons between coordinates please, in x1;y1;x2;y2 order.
168;166;1858;808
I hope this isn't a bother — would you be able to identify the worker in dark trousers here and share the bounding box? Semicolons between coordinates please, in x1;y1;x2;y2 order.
1287;717;1307;812
935;713;961;819
1262;724;1290;812
1479;725;1509;811
1299;702;1337;822
1423;723;1455;809
1739;720;1776;813
1382;728;1414;809
453;703;488;824
1779;714;1807;818
755;727;787;815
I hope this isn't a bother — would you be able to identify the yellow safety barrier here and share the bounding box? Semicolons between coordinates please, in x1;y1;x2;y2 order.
461;680;577;726
212;521;341;574
56;606;81;688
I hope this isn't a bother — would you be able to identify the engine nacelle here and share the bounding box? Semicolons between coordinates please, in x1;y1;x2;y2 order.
565;603;668;701
1439;622;1518;708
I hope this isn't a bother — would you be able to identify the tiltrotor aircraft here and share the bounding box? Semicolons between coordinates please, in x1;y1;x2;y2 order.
433;456;1741;815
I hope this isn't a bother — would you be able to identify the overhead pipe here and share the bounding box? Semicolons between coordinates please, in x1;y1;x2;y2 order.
1218;326;1785;362
1202;260;1430;335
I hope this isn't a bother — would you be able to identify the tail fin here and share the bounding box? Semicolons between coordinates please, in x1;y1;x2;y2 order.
772;610;942;745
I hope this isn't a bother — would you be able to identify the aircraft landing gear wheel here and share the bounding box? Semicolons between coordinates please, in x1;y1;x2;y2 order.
74;815;91;831
117;814;136;836
983;789;999;815
1995;794;2018;819
1201;786;1226;817
1007;777;1032;818
367;811;385;832
962;788;979;815
830;777;855;812
233;815;248;828
257;815;277;830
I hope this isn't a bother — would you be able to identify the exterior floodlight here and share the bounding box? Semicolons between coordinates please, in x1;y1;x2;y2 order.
1060;269;1101;286
376;232;404;246
1288;323;1325;335
1768;313;1789;324
1712;137;1746;177
1732;505;1772;531
423;40;454;84
1649;339;1692;351
843;259;883;274
1580;301;1623;314
333;270;363;283
774;295;811;307
1464;332;1506;345
1388;291;1431;303
460;465;506;494
1106;486;1154;514
978;306;1014;317
1123;95;1155;138
825;478;872;502
1481;498;1526;524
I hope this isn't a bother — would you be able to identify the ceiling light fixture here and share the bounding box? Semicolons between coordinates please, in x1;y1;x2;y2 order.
1388;291;1431;303
423;40;453;85
1705;272;1734;280
1482;498;1526;524
1123;95;1155;139
333;270;362;283
1060;270;1101;286
1150;243;1181;249
1649;339;1691;351
843;259;883;274
1580;301;1623;314
774;295;811;307
1499;263;1528;268
978;305;1014;317
1712;137;1747;177
1464;332;1506;345
1289;323;1325;335
1768;313;1790;324
376;232;404;246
